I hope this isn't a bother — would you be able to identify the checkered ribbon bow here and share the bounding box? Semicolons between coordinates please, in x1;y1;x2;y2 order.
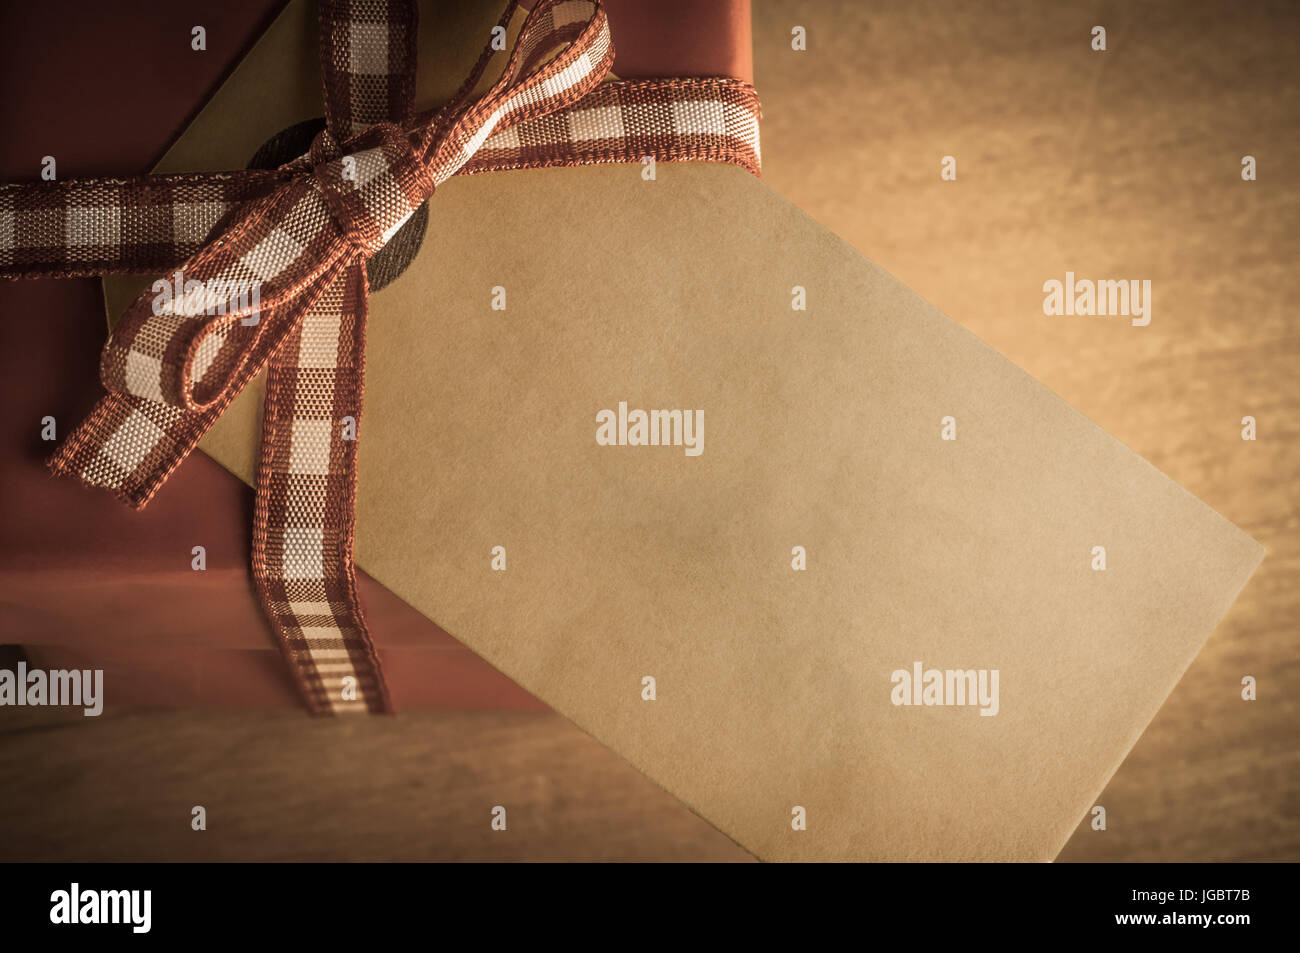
0;0;761;714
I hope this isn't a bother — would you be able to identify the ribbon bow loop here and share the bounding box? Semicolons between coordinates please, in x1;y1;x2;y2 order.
99;0;617;419
99;174;353;413
420;0;615;184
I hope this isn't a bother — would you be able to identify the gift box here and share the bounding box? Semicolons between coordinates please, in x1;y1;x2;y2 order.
0;0;1266;863
2;0;750;712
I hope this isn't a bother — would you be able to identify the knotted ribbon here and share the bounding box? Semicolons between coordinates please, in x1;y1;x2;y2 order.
0;0;761;714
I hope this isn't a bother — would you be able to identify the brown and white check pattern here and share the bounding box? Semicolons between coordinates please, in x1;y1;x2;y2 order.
468;78;762;178
321;0;417;139
1;0;762;715
254;264;386;713
0;171;284;279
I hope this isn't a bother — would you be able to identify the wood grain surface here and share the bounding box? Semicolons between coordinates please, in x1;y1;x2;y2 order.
1;0;1295;862
0;697;751;862
754;0;1299;862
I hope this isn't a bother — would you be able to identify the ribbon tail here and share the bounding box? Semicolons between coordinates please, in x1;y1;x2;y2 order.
250;0;414;716
47;391;220;510
252;261;392;715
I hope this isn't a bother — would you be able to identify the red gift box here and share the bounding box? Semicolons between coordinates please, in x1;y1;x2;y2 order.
0;0;752;710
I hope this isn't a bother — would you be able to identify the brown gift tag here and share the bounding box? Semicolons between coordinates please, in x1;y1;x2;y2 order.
106;0;1263;860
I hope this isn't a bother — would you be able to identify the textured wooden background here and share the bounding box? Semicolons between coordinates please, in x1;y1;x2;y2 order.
1;0;1296;861
751;0;1299;862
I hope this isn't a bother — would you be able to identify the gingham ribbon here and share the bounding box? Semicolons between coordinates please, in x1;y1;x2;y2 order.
0;0;761;715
